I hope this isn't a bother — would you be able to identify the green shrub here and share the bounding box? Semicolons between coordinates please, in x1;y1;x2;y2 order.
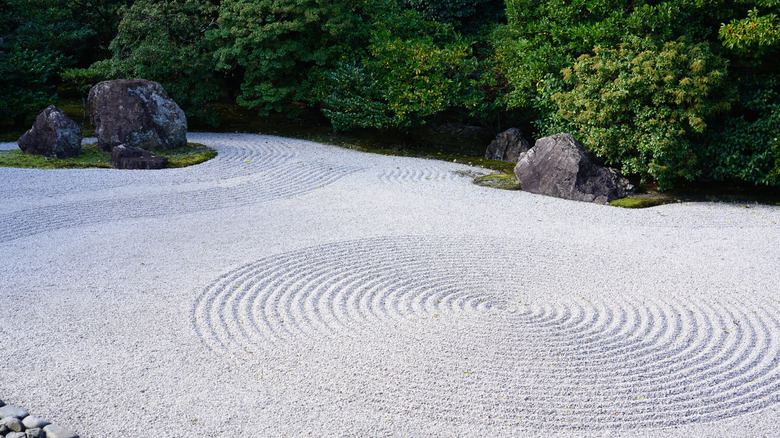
319;0;483;132
706;75;780;186
547;37;732;189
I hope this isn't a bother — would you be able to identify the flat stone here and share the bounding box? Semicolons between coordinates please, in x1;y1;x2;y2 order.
110;144;168;170
22;416;49;429
7;432;26;438
43;424;79;438
0;406;28;420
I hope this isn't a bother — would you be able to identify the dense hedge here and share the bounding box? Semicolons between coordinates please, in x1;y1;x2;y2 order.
2;0;778;189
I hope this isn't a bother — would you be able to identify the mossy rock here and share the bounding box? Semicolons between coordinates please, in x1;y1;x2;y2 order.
609;196;667;208
473;172;521;190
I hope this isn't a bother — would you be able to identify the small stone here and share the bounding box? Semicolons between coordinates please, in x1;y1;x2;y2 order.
484;128;531;162
26;428;44;438
43;424;79;438
22;417;48;429
0;416;24;432
110;144;168;169
0;406;29;420
7;432;27;438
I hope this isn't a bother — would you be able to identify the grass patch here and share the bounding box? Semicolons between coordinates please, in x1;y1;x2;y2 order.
473;172;521;190
0;142;216;169
610;197;667;208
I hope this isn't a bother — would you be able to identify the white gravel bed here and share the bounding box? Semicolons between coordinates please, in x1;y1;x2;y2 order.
1;133;779;437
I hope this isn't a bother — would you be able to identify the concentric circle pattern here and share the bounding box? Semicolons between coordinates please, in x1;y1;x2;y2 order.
193;236;780;431
0;135;360;242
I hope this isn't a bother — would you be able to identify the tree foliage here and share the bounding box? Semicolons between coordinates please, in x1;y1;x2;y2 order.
88;0;223;125
397;0;505;34
720;3;780;56
210;0;351;116
0;0;129;125
320;0;482;132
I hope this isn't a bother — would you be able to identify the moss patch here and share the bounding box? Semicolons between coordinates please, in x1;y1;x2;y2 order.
0;144;112;169
473;172;521;190
0;142;216;169
163;143;218;168
609;197;667;208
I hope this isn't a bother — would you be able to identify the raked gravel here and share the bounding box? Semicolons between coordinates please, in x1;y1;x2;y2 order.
1;133;779;437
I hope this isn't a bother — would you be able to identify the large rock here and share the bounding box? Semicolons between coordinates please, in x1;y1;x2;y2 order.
17;106;82;158
485;128;530;162
514;133;633;203
111;144;168;170
88;79;187;152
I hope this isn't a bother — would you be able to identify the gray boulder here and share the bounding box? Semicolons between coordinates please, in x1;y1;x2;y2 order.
111;144;168;170
17;106;82;158
514;133;633;203
485;128;530;162
88;79;187;152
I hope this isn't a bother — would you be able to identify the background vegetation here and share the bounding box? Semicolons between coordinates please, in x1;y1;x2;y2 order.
1;0;778;190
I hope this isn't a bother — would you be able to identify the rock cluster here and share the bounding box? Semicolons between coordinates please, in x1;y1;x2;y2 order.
17;106;82;159
484;128;530;162
0;400;78;438
514;133;633;203
88;79;187;152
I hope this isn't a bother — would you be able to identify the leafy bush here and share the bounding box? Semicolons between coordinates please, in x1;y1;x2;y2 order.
720;6;780;57
548;37;732;189
319;0;484;132
495;0;735;110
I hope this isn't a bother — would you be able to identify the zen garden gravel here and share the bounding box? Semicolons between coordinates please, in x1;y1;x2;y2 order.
1;133;779;437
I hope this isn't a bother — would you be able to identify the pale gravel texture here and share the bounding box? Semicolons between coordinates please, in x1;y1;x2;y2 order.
1;133;779;437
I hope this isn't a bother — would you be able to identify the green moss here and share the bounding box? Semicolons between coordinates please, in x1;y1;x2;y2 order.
473;172;521;190
0;142;216;169
162;143;218;168
0;144;111;169
609;197;666;208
